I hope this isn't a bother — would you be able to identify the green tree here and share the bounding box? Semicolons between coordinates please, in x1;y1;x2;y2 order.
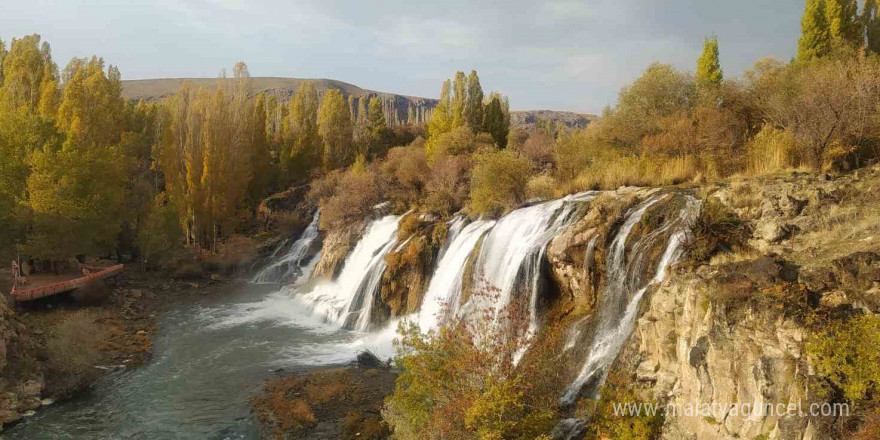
451;71;467;128
366;97;392;158
798;0;832;62
696;35;723;86
0;38;7;84
865;0;880;54
318;89;354;170
825;0;861;47
465;70;484;130
469;149;530;216
482;94;509;148
289;80;320;173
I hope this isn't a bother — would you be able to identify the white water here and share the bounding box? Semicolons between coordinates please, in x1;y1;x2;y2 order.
560;195;700;404
250;210;321;284
290;215;400;331
416;219;495;331
464;193;596;360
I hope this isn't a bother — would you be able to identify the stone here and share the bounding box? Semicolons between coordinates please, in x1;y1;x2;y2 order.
756;220;789;243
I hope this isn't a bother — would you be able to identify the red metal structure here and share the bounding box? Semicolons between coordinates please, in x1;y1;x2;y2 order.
10;264;124;303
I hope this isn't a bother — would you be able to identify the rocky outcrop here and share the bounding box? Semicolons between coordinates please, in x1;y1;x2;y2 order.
312;222;365;280
375;214;447;323
617;259;818;440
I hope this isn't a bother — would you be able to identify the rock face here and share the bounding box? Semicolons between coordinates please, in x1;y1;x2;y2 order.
0;296;45;428
312;222;365;280
618;259;816;440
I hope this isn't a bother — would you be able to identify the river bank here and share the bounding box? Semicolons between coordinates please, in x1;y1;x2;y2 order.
0;268;231;430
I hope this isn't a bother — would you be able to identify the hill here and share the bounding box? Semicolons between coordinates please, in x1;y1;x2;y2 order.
121;77;595;128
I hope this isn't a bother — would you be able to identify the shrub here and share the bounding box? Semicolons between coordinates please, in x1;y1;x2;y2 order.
315;166;384;229
526;174;557;200
383;287;562;440
44;310;109;397
426;126;476;163
585;371;665;440
688;198;750;262
425;156;470;215
807;314;880;402
382;146;429;209
468;150;532;217
518;130;555;169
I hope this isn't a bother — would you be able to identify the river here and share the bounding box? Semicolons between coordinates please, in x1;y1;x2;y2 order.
5;282;369;440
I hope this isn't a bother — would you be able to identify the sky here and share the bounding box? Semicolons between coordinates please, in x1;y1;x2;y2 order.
0;0;805;113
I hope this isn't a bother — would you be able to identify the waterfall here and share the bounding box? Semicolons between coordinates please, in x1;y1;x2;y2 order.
560;195;700;405
465;194;595;331
251;210;321;285
416;219;495;331
292;215;400;331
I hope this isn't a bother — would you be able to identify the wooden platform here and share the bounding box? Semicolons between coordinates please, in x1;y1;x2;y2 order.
11;264;124;302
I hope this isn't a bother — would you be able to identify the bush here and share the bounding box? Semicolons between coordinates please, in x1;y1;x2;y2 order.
313;166;384;229
807;314;880;402
382;146;429;209
426;126;476;163
468;150;532;217
584;371;665;440
44;310;109;398
688;198;750;262
424;156;470;215
526;174;557;200
518;130;555;169
383;287;562;440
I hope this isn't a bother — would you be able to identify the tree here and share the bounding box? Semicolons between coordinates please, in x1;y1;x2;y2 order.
451;71;467;128
825;0;861;47
249;92;273;201
0;38;7;84
483;94;509;148
465;70;484;130
429;79;452;137
798;0;832;62
289;80;320;173
696;35;723;86
27;57;126;259
318;89;354;171
865;0;880;54
1;34;58;115
366;97;392;158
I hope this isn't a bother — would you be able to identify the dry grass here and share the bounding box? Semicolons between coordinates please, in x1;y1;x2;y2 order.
306;381;346;404
709;248;764;266
44;310;110;397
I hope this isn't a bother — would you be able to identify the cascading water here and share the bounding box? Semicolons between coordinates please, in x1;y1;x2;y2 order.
250;210;321;285
463;192;596;358
417;219;495;331
560;194;700;405
292;215;400;331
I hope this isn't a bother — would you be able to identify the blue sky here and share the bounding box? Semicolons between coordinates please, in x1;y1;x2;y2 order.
0;0;804;113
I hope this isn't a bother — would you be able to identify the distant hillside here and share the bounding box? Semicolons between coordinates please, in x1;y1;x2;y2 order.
510;110;596;130
121;77;595;129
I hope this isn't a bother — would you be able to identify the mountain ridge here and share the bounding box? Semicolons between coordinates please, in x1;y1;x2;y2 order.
121;77;596;128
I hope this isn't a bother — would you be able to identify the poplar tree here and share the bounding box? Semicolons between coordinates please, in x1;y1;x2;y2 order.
366;97;392;158
318;89;353;170
465;70;484;130
483;95;509;148
451;71;467;128
825;0;861;47
865;0;880;54
249;92;272;201
428;79;452;138
289;81;320;172
798;0;832;62
696;35;723;86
